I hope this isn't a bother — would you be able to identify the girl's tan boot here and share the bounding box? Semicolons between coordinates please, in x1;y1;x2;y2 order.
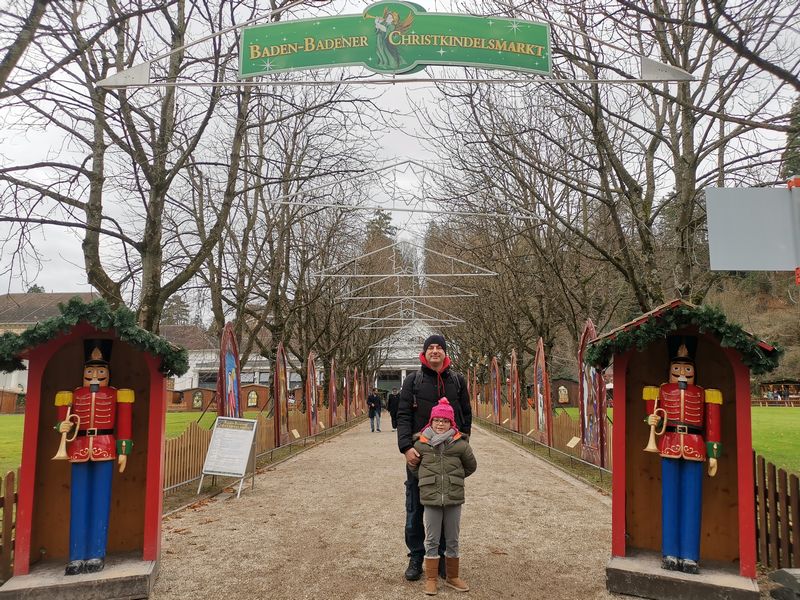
444;557;469;592
424;557;439;595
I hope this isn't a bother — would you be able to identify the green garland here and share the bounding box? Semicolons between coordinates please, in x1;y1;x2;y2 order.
585;303;782;375
0;297;189;377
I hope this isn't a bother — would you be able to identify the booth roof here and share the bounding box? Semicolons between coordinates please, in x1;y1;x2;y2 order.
585;299;781;376
0;296;189;377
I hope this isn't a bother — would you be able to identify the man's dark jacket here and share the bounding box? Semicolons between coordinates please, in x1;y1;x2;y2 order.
387;392;401;417
367;393;382;417
396;360;472;455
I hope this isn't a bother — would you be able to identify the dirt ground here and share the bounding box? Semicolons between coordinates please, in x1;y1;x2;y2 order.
152;422;620;600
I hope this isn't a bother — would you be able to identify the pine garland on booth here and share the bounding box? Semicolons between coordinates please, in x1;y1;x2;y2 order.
585;303;782;375
0;297;189;376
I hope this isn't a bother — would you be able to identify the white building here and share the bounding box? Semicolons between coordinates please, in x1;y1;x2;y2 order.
373;320;437;391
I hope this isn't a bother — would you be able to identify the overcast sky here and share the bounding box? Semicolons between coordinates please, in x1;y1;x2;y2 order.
1;88;439;294
0;2;452;295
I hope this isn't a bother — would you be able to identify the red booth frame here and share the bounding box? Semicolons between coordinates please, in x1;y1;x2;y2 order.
13;322;167;576
609;341;757;578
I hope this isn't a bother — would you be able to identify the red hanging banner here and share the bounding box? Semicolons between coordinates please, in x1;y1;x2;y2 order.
510;350;521;432
329;358;338;426
306;351;319;435
532;338;552;446
490;356;501;425
216;322;241;418
578;320;605;466
274;342;291;447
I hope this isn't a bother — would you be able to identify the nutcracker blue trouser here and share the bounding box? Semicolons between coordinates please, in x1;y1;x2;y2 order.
70;460;114;561
661;458;703;562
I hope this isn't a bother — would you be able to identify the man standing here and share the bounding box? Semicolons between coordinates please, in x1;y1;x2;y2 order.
397;334;472;581
367;387;382;432
387;386;401;431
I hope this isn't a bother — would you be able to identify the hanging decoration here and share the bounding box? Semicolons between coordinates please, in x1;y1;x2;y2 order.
510;350;521;432
216;322;241;418
306;351;319;434
329;358;338;426
532;338;552;445
578;320;605;466
274;342;291;446
490;355;501;425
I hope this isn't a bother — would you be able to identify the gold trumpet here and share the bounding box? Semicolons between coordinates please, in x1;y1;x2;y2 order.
53;407;80;460
644;405;667;453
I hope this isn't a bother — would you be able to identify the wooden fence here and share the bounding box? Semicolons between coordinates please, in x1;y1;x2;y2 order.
0;470;16;583
476;403;613;470
0;408;363;582
755;453;800;570
163;406;351;494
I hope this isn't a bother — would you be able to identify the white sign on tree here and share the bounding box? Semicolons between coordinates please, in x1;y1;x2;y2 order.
706;187;800;272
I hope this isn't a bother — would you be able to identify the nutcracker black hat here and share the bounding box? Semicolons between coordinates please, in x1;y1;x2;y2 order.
667;335;696;365
84;339;112;366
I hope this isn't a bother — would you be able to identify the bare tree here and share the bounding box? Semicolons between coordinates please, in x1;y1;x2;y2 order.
616;0;800;93
0;0;310;330
414;0;792;321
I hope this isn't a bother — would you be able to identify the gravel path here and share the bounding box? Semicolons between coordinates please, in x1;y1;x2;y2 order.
151;422;618;600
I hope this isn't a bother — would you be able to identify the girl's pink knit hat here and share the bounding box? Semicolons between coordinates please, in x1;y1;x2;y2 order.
428;397;457;430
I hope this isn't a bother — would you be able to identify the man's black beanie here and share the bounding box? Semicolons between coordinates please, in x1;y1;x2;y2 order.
422;334;447;354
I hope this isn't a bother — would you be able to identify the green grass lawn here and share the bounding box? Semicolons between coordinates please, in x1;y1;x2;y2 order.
0;414;24;477
1;407;798;476
749;407;800;474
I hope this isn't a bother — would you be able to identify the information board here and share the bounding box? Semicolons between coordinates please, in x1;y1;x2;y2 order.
199;417;258;498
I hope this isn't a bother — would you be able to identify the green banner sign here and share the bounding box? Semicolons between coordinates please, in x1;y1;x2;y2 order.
240;1;550;77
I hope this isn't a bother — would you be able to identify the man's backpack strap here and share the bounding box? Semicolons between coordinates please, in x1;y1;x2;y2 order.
411;370;423;410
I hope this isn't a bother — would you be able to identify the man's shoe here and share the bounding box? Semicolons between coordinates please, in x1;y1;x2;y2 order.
405;557;424;581
377;429;381;432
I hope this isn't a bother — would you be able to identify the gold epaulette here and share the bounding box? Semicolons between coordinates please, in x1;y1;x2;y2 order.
117;389;135;403
643;386;659;401
54;391;73;407
705;389;723;405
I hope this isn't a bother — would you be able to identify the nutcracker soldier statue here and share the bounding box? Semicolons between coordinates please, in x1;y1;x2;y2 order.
53;340;134;575
643;336;722;575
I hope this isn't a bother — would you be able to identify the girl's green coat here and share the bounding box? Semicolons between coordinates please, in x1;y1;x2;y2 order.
410;431;477;506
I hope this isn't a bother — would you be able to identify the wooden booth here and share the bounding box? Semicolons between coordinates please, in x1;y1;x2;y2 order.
587;300;780;600
0;298;188;600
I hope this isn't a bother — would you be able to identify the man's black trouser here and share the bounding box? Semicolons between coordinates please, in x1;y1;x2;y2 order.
405;466;445;561
390;412;398;429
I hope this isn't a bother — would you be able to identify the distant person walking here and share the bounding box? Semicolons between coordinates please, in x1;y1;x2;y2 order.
397;334;472;582
387;387;401;431
410;398;477;595
368;388;382;432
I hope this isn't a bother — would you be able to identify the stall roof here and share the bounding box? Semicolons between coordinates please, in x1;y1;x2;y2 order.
0;297;189;377
585;299;781;375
